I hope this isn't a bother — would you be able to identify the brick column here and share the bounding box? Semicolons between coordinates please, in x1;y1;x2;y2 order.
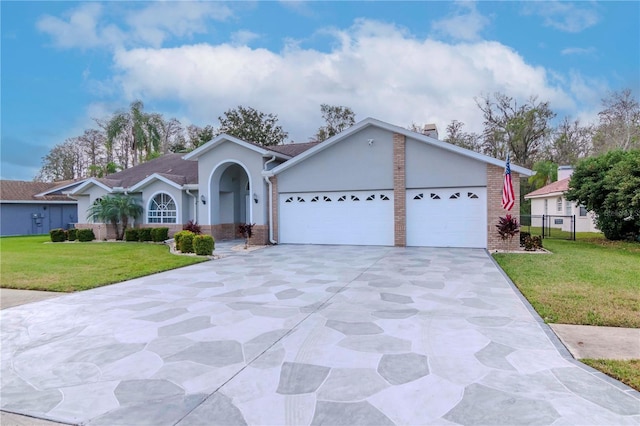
487;164;521;251
393;133;406;247
270;175;278;244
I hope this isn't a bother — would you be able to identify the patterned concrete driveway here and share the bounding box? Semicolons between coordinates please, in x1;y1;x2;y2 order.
1;245;639;425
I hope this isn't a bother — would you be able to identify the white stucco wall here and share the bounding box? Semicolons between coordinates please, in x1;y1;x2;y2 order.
277;127;394;193
405;138;487;188
194;140;269;225
75;186;110;224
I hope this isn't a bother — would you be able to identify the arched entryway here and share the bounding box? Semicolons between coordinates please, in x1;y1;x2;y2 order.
208;161;251;239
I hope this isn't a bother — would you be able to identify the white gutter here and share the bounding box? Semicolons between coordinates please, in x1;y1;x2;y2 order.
263;155;277;244
185;189;197;223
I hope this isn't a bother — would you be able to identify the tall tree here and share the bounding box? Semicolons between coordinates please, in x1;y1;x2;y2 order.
217;106;288;146
153;116;183;154
105;100;162;167
77;129;107;177
443;120;481;152
36;139;85;182
315;104;356;142
476;93;556;168
548;117;592;166
592;88;640;154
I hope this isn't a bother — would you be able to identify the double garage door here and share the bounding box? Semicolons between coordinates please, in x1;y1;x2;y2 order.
279;187;486;248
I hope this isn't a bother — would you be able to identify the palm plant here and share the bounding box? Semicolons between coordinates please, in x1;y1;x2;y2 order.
87;194;143;240
106;100;161;167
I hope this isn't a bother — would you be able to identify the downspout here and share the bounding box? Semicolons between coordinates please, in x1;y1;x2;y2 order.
186;189;197;223
263;155;277;244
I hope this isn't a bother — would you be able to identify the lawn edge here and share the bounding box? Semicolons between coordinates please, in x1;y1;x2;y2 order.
486;249;640;399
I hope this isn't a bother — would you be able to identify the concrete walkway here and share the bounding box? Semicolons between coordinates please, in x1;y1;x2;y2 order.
1;245;639;425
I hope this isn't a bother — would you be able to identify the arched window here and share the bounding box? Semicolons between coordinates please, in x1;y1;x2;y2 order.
148;193;177;224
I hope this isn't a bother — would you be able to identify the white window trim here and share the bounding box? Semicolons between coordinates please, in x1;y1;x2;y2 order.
556;197;563;213
147;191;179;224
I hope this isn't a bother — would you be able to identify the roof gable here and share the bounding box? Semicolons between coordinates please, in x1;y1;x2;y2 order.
269;118;533;176
525;177;570;198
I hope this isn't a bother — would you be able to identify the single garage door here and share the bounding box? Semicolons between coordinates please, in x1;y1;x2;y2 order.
279;190;394;245
406;187;487;248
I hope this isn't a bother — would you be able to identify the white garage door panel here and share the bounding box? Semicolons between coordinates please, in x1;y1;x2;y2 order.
407;187;486;248
279;191;394;245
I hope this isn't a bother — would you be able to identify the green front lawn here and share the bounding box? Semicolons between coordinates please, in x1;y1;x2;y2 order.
0;235;207;292
494;234;640;390
493;235;640;328
581;359;640;391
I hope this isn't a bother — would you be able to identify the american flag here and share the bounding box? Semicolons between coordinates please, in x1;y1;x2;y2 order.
502;154;515;211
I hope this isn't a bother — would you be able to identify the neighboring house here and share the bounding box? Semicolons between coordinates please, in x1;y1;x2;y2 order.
524;166;599;233
73;117;532;249
0;180;79;236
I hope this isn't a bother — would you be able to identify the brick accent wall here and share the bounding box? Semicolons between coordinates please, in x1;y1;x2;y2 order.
270;175;279;244
75;223;117;240
393;133;407;247
211;224;238;241
486;164;521;251
248;225;269;246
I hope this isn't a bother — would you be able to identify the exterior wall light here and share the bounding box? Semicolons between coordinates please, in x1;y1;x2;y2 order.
253;193;259;204
200;195;206;205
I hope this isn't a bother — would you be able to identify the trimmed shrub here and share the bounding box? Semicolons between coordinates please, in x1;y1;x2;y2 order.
531;235;543;250
519;231;531;246
49;228;67;242
178;231;195;253
174;230;187;247
77;229;96;242
67;228;77;241
183;220;202;234
124;228;139;242
138;228;153;242
151;227;169;242
194;235;215;256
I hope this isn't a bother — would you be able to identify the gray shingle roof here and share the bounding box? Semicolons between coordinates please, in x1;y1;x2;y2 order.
0;180;76;202
101;153;198;189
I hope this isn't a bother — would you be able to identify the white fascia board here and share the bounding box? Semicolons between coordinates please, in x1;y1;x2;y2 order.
69;178;113;194
524;191;565;200
270;117;534;176
34;181;83;197
183;134;268;160
128;174;183;192
184;184;199;190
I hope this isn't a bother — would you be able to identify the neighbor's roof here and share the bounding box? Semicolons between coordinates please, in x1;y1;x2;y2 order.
525;177;570;199
269;118;534;176
0;180;77;202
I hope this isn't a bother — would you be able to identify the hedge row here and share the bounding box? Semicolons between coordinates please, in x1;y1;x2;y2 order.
49;228;95;242
124;228;169;242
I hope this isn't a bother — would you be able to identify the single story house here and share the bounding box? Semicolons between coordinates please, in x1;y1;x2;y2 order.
0;180;79;236
524;166;599;233
60;118;531;250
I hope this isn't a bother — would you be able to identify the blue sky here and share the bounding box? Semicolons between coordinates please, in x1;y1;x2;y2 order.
2;1;639;180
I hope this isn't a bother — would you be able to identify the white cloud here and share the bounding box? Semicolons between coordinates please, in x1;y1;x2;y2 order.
523;2;600;33
36;3;123;49
110;19;577;142
37;1;232;50
230;30;261;46
561;47;596;56
126;2;232;48
431;1;490;41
